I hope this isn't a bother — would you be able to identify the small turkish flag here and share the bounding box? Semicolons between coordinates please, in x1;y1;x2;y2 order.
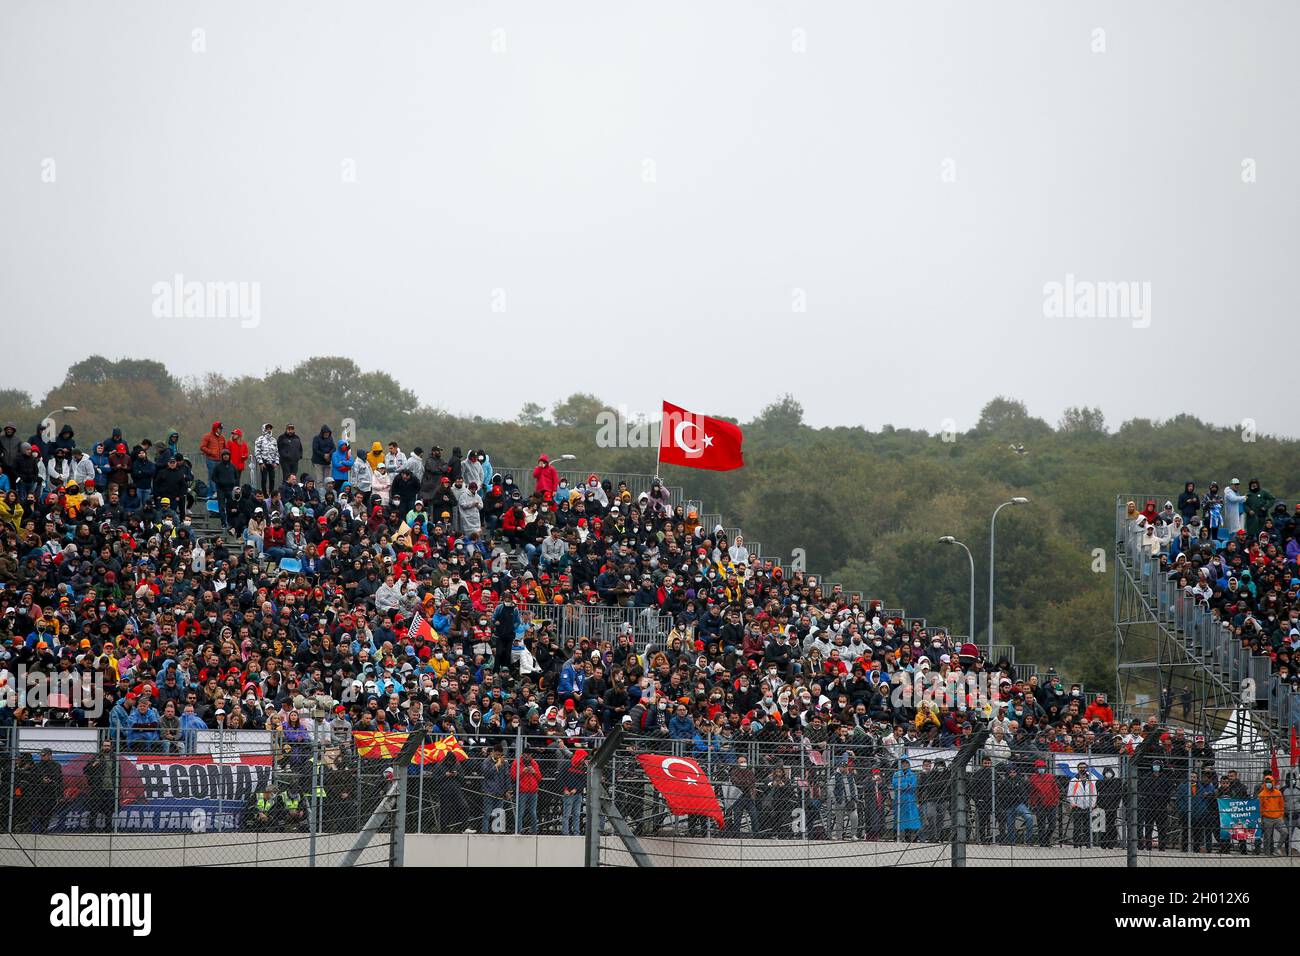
658;400;744;471
636;753;725;825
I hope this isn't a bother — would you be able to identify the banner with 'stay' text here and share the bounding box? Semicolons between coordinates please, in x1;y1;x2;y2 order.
1217;798;1260;842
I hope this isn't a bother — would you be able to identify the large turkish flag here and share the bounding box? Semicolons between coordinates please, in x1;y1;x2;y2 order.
636;753;725;825
658;400;745;471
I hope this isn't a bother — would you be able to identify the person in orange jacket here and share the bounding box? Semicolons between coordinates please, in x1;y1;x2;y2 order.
225;428;251;480
1258;774;1286;855
511;749;544;834
198;421;225;490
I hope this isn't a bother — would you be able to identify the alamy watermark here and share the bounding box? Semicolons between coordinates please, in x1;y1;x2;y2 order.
152;273;261;328
1043;273;1151;329
2;666;105;718
595;405;709;458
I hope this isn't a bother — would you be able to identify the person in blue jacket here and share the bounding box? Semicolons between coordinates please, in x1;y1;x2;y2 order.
126;695;161;750
90;442;110;491
891;756;922;840
179;705;208;753
107;694;132;745
667;702;695;740
330;441;353;485
557;653;585;698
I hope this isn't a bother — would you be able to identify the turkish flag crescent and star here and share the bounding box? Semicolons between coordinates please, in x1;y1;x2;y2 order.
658;400;745;471
636;753;725;825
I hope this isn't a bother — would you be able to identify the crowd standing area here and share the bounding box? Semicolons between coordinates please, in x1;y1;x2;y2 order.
1;421;1297;849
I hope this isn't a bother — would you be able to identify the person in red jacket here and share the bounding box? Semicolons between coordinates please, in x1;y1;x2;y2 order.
225;428;251;480
532;454;558;496
501;504;527;546
1028;759;1062;846
1083;693;1114;725
511;749;543;834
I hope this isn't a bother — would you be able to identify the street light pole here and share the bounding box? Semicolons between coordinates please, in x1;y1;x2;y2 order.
938;536;975;644
39;405;77;443
987;497;1028;660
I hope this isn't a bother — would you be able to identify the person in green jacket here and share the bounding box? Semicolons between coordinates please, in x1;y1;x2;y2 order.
1245;478;1275;540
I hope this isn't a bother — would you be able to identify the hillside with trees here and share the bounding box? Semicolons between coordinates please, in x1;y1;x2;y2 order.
5;356;1297;691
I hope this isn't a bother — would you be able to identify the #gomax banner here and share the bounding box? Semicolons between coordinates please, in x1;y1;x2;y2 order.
47;752;274;832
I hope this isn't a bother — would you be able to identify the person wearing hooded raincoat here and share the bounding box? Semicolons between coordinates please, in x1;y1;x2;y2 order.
891;758;921;837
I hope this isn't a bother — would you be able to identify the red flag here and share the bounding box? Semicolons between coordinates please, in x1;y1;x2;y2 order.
1271;749;1281;782
636;753;724;826
658;400;744;472
407;611;434;644
1291;726;1298;768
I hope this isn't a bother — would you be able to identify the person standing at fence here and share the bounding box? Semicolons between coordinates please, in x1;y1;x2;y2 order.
891;757;921;842
480;744;511;833
763;762;799;838
512;747;543;834
1097;766;1122;849
30;748;64;833
558;747;587;836
1257;774;1285;856
1190;770;1219;853
723;754;758;837
827;751;859;840
1028;759;1060;846
83;738;118;832
1138;760;1173;850
856;766;886;840
1066;763;1097;848
998;763;1034;845
970;755;995;844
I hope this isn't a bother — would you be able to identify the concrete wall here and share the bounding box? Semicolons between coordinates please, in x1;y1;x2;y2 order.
5;831;1287;867
0;831;584;867
406;834;583;867
602;836;1295;867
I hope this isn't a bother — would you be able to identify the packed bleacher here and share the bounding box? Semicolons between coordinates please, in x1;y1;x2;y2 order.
1123;480;1300;681
0;420;1296;852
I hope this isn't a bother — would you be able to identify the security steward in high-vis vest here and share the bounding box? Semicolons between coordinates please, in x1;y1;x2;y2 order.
280;787;308;831
247;784;284;831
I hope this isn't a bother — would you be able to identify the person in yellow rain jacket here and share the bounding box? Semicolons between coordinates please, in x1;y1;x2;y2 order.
366;441;385;471
1258;774;1286;855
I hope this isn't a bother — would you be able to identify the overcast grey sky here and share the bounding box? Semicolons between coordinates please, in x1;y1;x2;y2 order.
2;1;1295;436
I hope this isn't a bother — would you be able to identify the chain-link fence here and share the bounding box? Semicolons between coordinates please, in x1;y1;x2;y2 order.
0;726;401;866
593;731;1300;867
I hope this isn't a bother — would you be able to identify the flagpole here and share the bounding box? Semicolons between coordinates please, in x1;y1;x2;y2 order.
655;400;663;478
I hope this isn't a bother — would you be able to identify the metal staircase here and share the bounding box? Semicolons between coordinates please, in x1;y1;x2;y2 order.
1113;494;1277;748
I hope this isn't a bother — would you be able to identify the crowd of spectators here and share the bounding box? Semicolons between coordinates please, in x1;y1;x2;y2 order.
1;421;1294;848
1124;479;1300;683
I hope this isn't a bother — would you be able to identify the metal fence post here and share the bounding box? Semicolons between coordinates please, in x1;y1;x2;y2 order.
799;745;807;842
6;726;15;834
514;726;522;835
416;758;424;835
112;725;120;836
391;762;408;867
308;735;318;867
1123;756;1135;866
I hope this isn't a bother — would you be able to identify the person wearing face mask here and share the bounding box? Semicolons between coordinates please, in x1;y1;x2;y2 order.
1137;758;1174;851
1258;773;1286;855
1027;758;1061;846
